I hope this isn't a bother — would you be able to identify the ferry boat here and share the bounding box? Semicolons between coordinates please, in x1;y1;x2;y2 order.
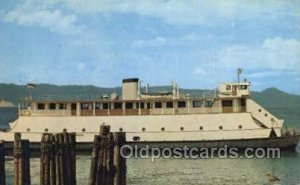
0;75;299;151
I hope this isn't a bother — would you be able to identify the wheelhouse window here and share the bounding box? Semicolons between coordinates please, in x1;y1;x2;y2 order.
155;102;162;108
114;102;122;109
177;101;186;108
239;85;248;90
49;103;56;110
125;102;133;109
193;101;202;108
166;101;173;108
37;103;45;110
226;85;231;90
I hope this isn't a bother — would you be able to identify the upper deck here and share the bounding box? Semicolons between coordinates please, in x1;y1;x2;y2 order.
18;78;251;117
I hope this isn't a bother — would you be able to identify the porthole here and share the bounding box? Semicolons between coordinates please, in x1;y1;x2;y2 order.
265;113;268;117
238;125;242;129
199;126;203;130
142;127;146;132
119;128;123;132
44;128;49;132
63;128;67;132
161;127;165;131
82;128;86;132
180;127;184;131
258;109;262;112
26;128;30;132
219;126;223;130
133;136;140;141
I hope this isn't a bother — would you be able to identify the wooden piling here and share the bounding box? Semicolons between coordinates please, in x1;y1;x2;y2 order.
13;133;31;185
0;140;5;185
89;125;127;185
88;135;100;185
113;132;126;185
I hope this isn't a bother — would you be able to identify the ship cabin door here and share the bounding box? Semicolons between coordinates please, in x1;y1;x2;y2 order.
222;100;233;113
71;103;77;116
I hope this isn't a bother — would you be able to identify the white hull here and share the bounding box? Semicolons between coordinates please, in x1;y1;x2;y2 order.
0;113;281;143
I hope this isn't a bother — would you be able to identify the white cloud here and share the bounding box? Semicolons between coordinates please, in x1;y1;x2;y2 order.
3;0;81;35
218;37;300;72
64;0;299;25
133;33;210;47
77;62;86;70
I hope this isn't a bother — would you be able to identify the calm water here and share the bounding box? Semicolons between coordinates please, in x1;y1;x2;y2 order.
3;152;300;185
1;108;300;185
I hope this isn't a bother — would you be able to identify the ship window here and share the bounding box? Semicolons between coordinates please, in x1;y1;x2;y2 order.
49;103;56;110
37;103;45;110
142;127;146;132
222;100;232;107
258;109;262;112
114;102;122;109
193;101;202;107
133;136;140;141
180;127;184;131
119;128;123;132
265;113;268;117
95;102;101;110
178;101;186;108
125;102;133;109
26;128;30;132
138;102;145;109
205;101;213;107
226;85;231;90
82;128;86;132
155;102;162;108
238;125;242;129
219;126;223;130
241;85;248;90
103;103;109;109
63;128;67;132
44;128;49;132
161;127;165;131
81;103;92;110
199;126;203;130
59;103;66;110
147;102;151;109
166;101;173;108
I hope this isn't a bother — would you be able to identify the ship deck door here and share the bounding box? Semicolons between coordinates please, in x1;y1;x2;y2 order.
71;103;77;116
222;100;233;113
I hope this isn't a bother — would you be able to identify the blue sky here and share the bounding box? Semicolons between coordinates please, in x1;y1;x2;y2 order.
0;0;299;94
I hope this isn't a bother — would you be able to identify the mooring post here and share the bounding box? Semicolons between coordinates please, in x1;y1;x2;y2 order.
113;132;126;185
0;140;5;185
70;133;77;185
106;133;115;185
22;139;31;185
54;134;62;185
13;133;21;185
58;133;65;185
49;134;56;185
88;135;100;185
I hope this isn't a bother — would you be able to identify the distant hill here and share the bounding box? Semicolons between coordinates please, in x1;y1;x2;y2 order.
0;100;15;107
0;83;299;128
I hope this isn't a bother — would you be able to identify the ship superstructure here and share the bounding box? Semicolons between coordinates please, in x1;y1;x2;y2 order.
0;77;299;149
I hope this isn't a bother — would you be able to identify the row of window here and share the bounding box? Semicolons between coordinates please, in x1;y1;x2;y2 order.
27;125;243;133
37;103;67;110
37;100;214;110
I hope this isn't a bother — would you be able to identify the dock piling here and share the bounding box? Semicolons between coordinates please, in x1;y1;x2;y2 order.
0;140;5;185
